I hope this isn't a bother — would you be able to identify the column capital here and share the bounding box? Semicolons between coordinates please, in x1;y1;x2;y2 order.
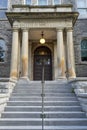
21;27;29;32
56;28;64;32
66;27;73;32
12;27;19;32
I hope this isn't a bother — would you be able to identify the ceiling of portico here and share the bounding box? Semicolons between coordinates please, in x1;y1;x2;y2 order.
29;29;57;41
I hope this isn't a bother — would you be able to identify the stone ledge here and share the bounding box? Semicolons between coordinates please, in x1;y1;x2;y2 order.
76;92;87;98
12;4;73;9
0;78;9;82
68;77;87;83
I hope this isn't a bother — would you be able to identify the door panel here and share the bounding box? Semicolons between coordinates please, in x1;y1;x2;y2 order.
34;47;52;80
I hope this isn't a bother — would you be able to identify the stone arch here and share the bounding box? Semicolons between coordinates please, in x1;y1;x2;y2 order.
32;43;53;55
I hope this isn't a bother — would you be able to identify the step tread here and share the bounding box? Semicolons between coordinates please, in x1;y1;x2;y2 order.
0;118;87;121
7;100;79;103
2;111;85;114
0;126;87;129
10;96;77;98
5;106;81;108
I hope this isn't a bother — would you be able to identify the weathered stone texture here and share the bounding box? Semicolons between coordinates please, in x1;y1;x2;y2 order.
76;65;87;77
74;19;87;77
0;21;12;77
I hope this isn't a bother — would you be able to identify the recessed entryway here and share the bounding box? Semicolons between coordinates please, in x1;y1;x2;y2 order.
33;46;52;80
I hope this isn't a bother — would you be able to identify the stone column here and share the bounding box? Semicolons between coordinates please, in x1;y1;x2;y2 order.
10;28;19;80
28;42;31;80
22;28;29;79
18;33;21;78
54;42;58;79
56;28;66;78
66;28;76;78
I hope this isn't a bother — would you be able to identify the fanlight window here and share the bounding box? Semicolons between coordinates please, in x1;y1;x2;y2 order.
0;39;6;62
81;39;87;61
35;46;51;55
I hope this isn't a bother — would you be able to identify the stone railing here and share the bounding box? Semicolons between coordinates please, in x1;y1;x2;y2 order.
0;81;16;117
69;78;87;117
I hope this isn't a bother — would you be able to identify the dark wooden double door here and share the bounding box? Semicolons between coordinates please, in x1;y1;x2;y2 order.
34;46;52;81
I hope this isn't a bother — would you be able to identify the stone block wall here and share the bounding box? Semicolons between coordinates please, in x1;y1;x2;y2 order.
0;20;12;77
74;19;87;77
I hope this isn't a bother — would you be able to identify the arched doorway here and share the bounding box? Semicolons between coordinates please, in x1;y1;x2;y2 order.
34;46;52;80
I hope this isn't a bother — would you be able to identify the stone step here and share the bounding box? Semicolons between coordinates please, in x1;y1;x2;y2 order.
13;89;72;93
0;126;87;130
15;85;70;89
1;112;86;118
11;93;75;97
5;106;82;112
16;82;69;87
1;80;86;130
0;118;87;126
17;80;67;84
7;101;80;106
9;97;78;101
11;95;76;98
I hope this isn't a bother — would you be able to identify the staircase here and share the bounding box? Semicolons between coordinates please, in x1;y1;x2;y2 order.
0;80;87;130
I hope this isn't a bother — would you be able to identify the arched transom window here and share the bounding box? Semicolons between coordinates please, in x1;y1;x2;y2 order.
81;39;87;61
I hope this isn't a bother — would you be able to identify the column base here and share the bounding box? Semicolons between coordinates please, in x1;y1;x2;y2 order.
9;77;18;83
55;76;67;82
68;76;76;80
57;76;66;79
20;76;30;81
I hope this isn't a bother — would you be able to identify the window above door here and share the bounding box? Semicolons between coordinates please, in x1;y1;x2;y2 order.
0;0;8;19
25;0;62;6
77;0;87;18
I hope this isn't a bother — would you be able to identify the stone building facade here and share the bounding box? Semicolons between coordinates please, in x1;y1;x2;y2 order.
0;0;87;80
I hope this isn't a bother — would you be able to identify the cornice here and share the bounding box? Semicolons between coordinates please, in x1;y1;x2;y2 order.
6;11;79;26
